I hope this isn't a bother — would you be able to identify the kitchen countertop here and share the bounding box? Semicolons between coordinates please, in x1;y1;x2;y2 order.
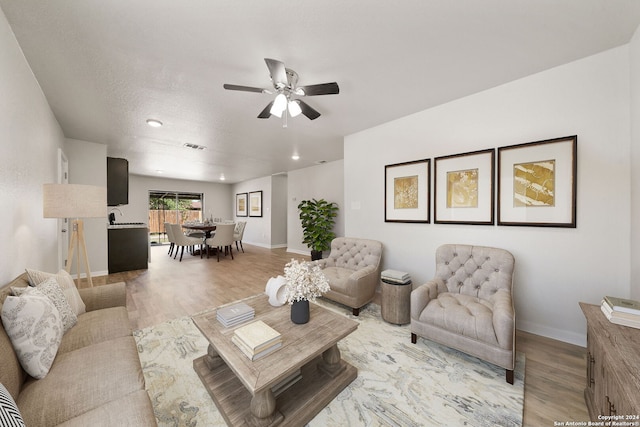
108;223;148;229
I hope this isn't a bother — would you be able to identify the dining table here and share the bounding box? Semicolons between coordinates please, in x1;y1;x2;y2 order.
182;223;217;238
181;223;217;256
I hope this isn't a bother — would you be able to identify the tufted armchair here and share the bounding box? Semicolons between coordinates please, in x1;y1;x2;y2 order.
317;237;383;316
410;244;516;384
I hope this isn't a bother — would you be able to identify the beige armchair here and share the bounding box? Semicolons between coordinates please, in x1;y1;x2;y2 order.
317;237;383;316
410;244;516;384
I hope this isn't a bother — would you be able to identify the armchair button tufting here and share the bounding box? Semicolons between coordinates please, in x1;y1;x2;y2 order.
445;261;449;265
495;269;499;272
458;282;463;287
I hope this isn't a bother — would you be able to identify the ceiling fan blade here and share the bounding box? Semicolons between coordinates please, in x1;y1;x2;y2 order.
257;101;274;119
264;58;288;89
298;82;340;96
223;84;268;93
297;100;321;120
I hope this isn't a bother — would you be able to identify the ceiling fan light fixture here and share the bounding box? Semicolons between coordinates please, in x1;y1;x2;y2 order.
270;93;287;117
146;119;163;128
288;100;302;117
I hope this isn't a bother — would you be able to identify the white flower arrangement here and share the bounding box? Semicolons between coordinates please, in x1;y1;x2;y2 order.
283;259;330;304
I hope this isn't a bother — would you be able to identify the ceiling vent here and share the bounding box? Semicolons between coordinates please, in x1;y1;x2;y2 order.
183;143;206;150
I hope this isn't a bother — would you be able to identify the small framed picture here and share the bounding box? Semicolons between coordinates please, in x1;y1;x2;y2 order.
236;193;248;217
249;191;263;217
497;135;577;227
434;148;495;225
384;159;430;223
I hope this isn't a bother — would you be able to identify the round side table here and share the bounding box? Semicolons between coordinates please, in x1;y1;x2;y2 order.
381;280;412;325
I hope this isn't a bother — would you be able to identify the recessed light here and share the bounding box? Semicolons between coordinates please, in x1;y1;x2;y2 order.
146;119;163;127
291;154;300;160
156;170;163;174
220;174;226;181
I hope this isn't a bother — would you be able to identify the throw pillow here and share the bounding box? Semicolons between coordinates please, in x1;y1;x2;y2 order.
0;383;26;427
37;277;78;333
25;268;86;315
11;278;77;333
1;288;64;379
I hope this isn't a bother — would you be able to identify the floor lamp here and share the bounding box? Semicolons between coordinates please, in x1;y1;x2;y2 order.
43;183;107;287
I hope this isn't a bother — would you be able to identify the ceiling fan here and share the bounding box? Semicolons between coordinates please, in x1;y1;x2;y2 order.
223;58;339;122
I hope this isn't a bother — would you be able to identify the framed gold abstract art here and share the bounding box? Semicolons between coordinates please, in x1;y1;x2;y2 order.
497;135;577;227
385;159;430;223
236;193;248;217
249;191;263;217
434;148;495;225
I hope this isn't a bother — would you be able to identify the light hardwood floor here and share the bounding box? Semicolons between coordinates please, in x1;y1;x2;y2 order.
92;244;590;426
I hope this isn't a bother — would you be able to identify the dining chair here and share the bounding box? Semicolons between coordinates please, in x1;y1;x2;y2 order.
204;223;235;261
164;222;175;256
233;221;247;253
171;223;203;261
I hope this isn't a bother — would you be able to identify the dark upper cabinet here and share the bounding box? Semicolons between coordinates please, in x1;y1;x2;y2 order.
107;157;129;206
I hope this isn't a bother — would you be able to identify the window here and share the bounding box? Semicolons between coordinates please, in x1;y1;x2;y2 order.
148;191;203;245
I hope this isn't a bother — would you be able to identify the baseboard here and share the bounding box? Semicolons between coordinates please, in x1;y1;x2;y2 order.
286;248;310;257
242;241;288;250
70;270;109;279
517;320;586;347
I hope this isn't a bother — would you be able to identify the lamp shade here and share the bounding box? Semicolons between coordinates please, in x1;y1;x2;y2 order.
270;93;287;118
43;184;107;219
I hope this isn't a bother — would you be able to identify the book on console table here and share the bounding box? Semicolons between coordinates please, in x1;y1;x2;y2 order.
601;300;640;329
216;302;255;327
603;296;640;316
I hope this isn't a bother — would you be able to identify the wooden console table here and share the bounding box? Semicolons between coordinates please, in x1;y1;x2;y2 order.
580;302;640;419
193;295;359;426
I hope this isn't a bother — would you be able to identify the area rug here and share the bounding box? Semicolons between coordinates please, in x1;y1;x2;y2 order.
133;299;525;427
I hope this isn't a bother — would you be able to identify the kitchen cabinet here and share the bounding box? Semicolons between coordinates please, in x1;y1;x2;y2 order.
108;226;148;273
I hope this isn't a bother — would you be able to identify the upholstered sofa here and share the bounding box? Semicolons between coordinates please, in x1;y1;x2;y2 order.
317;237;383;315
0;272;156;426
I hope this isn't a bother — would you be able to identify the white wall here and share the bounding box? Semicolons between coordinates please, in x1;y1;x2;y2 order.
345;47;631;346
630;26;640;301
232;176;273;248
287;160;345;256
127;174;233;226
64;138;108;275
271;175;288;247
0;9;65;283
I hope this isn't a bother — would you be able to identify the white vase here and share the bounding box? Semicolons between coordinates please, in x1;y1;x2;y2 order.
265;276;287;306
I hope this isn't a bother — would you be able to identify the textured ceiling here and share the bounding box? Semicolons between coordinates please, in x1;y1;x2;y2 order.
2;0;640;183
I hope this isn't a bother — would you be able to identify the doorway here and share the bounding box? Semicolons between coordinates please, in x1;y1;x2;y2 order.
148;191;203;245
57;148;69;270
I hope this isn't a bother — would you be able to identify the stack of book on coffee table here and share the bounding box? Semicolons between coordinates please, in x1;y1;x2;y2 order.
216;302;255;327
231;320;282;361
600;296;640;329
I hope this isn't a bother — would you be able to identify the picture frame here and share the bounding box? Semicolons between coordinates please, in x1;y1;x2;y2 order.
497;135;577;227
384;159;430;223
249;191;263;217
434;148;495;225
235;193;248;217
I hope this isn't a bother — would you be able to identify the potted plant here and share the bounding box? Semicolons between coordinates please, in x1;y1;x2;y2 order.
283;259;330;324
297;198;339;260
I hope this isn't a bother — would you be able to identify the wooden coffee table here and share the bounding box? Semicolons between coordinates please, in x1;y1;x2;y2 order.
192;294;359;426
